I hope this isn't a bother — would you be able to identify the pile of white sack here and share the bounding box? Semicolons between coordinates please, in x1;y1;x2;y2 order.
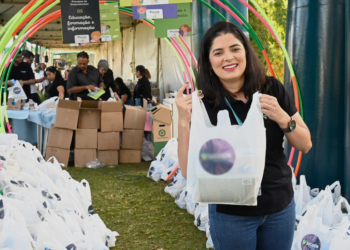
147;139;214;249
148;139;350;250
0;134;119;249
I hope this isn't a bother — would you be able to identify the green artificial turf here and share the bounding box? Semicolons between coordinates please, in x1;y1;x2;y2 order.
66;162;207;250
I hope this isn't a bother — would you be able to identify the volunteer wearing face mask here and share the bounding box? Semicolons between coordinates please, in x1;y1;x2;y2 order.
176;22;312;250
134;65;152;107
45;66;66;99
97;60;119;101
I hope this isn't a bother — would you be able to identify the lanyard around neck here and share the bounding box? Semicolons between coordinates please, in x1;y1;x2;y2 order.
224;97;243;126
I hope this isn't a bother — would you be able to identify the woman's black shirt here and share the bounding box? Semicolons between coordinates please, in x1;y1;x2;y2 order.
46;78;66;99
134;76;152;107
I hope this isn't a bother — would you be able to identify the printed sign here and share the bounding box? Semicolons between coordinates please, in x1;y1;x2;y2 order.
121;0;191;7
61;0;101;44
154;3;192;38
133;4;177;19
100;3;122;41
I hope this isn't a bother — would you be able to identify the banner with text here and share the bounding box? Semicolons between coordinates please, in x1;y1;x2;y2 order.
120;0;191;7
133;4;177;19
100;3;122;41
61;0;101;44
154;3;192;38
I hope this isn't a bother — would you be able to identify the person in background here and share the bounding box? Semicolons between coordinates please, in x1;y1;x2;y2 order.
23;51;45;104
34;63;49;95
4;50;35;102
115;77;133;105
67;51;104;100
134;65;152;107
64;67;71;80
45;66;66;99
97;60;119;101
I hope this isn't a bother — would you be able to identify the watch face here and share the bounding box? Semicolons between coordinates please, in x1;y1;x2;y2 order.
290;119;296;131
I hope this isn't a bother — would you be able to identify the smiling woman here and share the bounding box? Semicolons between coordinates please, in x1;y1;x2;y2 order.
176;21;312;250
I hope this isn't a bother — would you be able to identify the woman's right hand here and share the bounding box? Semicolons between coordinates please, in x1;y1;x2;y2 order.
175;84;203;126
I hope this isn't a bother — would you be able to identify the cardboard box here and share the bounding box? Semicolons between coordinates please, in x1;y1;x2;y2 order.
75;129;97;149
98;132;120;150
119;150;142;163
123;105;147;130
121;129;144;150
55;100;81;130
74;149;97;167
78;100;101;129
152;141;167;159
101;112;123;132
45;147;70;167
150;104;172;124
101;101;123;112
47;124;73;149
151;121;172;142
98;150;119;165
7;99;21;110
163;98;179;138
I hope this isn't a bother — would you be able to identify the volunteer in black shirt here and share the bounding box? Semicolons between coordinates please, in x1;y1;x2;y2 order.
134;65;152;107
67;51;104;100
176;22;312;250
45;66;66;99
115;77;132;105
5;51;35;102
97;60;119;101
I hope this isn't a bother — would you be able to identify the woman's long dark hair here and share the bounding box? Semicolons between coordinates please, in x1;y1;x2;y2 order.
197;21;270;107
46;66;64;82
115;77;129;94
136;65;151;79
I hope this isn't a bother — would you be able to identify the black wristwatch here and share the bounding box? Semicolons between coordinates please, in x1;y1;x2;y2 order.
281;117;296;133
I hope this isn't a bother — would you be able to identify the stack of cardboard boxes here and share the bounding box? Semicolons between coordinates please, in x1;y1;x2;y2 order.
46;100;123;167
150;104;172;159
98;102;123;165
74;100;101;167
46;100;81;166
120;105;147;163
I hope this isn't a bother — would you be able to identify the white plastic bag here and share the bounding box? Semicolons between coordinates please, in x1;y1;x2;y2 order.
160;138;178;168
8;80;27;100
165;171;186;198
147;161;167;182
292;205;335;250
295;175;311;216
161;164;176;181
2;205;36;249
185;190;196;215
187;92;266;205
22;99;38;111
37;96;59;113
175;187;187;209
194;203;209;231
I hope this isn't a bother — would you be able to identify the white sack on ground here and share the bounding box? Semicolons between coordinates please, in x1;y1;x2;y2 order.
0;134;118;249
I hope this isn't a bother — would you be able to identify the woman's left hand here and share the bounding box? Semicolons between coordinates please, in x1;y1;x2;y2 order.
259;94;289;125
114;92;120;100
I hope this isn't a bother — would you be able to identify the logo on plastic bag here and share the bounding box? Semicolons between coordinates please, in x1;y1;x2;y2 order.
199;139;235;175
88;205;95;215
301;234;321;249
148;166;155;176
13;87;21;94
197;214;201;226
66;244;77;250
